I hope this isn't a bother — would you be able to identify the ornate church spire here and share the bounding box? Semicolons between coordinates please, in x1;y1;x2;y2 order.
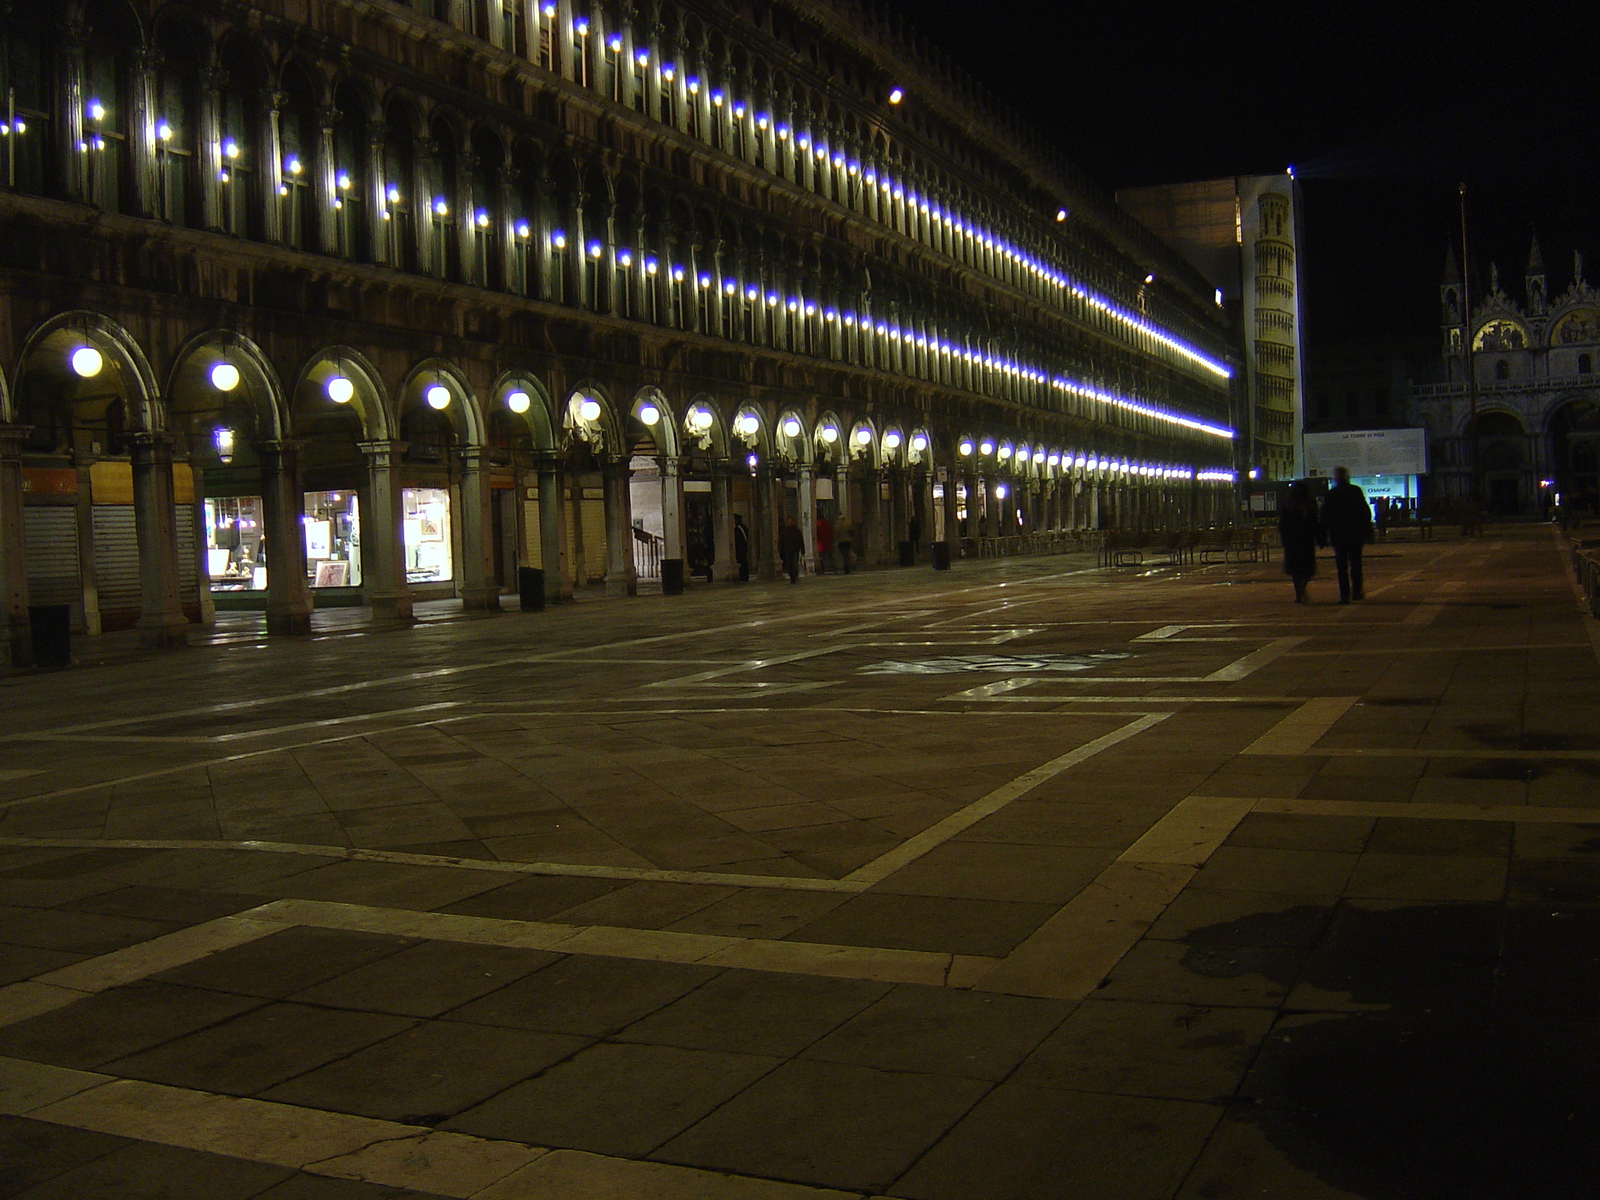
1526;231;1547;316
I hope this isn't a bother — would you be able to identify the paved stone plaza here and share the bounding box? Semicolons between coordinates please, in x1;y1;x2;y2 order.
2;525;1599;1199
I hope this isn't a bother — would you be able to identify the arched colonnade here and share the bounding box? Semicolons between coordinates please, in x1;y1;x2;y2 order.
0;312;1234;661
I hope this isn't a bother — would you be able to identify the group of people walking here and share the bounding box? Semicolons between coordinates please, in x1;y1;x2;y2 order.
1279;466;1375;604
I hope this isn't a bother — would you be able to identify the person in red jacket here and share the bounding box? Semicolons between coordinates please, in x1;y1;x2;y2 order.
815;513;835;573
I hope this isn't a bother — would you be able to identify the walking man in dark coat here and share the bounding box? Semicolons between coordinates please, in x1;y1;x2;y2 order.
1320;466;1374;604
778;516;805;584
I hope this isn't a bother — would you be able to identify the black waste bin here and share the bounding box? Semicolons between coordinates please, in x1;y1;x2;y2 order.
930;541;951;571
29;604;70;670
898;540;915;566
518;566;545;611
661;558;685;595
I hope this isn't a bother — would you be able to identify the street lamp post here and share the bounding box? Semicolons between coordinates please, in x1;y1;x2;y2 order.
1459;182;1480;514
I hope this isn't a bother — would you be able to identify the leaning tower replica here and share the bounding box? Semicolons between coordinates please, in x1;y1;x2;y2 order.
1251;190;1300;479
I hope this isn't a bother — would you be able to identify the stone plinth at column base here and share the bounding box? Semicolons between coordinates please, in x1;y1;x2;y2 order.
265;607;313;636
136;615;190;649
458;588;501;612
369;596;415;622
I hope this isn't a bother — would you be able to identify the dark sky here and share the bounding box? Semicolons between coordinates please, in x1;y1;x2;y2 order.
897;0;1600;346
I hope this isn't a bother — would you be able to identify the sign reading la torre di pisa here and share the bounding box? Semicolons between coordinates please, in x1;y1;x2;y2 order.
0;0;1243;665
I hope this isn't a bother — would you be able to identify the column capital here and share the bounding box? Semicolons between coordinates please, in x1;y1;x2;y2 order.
0;424;33;456
358;439;408;461
129;431;177;462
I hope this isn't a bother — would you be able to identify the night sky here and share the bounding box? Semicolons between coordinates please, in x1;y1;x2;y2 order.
898;0;1600;345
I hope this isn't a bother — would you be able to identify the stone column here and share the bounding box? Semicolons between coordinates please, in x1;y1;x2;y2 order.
753;465;778;581
602;456;636;596
315;106;340;255
259;90;286;244
59;22;86;202
659;454;685;590
797;462;817;572
940;460;959;565
188;465;216;628
128;47;159;218
130;433;189;648
198;72;225;231
858;465;883;566
366;128;388;264
257;440;312;635
0;425;31;666
456;151;480;286
458;447;497;610
359;440;412;621
537;459;568;603
711;462;735;582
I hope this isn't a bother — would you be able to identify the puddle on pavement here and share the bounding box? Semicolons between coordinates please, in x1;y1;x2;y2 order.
1179;902;1600;1198
858;651;1131;675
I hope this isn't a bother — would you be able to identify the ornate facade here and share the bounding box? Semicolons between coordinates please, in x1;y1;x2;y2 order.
0;0;1241;664
1411;239;1600;516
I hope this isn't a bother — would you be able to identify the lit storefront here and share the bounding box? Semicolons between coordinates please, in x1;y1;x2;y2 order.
303;490;362;589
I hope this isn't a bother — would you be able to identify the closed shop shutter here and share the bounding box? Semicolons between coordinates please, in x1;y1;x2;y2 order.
582;488;607;582
92;505;141;625
176;505;197;595
23;507;82;622
522;497;542;568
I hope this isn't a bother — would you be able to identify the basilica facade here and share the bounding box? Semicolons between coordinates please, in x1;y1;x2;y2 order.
1411;239;1600;517
0;0;1241;664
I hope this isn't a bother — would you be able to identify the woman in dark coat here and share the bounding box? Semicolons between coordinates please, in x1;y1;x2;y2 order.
1278;480;1322;603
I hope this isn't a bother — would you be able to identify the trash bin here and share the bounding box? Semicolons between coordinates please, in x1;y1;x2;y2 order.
661;558;685;595
931;541;951;571
28;604;70;670
518;566;545;611
898;540;915;567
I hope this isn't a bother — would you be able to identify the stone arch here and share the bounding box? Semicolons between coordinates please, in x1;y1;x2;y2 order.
164;331;287;451
773;407;810;465
629;386;679;458
292;346;390;441
563;380;620;454
15;311;162;443
397;359;484;448
489;371;556;452
847;417;880;468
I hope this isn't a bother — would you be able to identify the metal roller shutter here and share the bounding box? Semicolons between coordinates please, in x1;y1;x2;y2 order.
23;507;82;623
91;505;141;624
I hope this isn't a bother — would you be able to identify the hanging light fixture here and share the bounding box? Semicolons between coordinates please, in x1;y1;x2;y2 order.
326;353;354;404
213;427;235;464
425;384;451;410
506;390;531;414
579;396;602;421
70;343;103;378
781;417;802;438
820;425;838;444
639;402;661;425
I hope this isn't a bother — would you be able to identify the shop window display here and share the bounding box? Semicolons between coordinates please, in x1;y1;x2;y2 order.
205;496;266;591
304;490;362;587
403;487;452;582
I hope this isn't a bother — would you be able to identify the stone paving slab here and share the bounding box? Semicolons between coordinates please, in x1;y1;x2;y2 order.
1;528;1599;1197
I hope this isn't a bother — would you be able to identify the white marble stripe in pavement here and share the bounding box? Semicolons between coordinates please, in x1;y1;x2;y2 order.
840;712;1172;887
0;1059;858;1198
1239;695;1359;756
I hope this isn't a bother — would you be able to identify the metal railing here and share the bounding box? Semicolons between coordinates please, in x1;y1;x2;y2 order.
632;527;663;580
1572;539;1600;618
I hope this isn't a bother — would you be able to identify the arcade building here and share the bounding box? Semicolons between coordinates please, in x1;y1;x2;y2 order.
0;0;1242;664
